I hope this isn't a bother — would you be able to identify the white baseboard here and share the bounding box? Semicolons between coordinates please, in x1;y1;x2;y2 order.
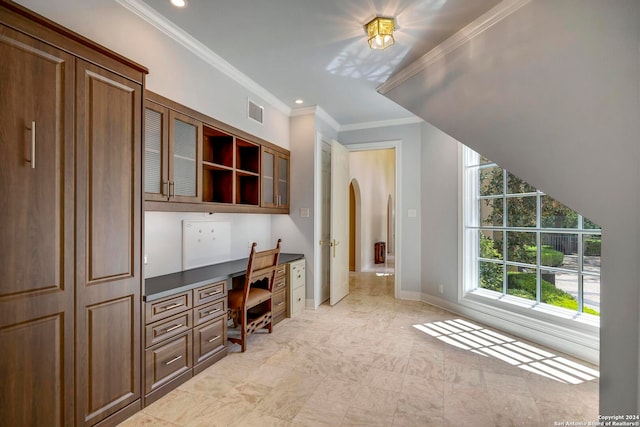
397;290;422;301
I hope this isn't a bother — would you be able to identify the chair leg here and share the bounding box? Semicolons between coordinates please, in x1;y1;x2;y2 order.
228;308;239;328
240;309;247;352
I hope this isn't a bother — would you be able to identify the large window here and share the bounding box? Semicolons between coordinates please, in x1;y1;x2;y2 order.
463;147;601;318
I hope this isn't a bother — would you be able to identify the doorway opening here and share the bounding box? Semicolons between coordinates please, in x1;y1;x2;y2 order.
316;137;401;307
348;148;396;280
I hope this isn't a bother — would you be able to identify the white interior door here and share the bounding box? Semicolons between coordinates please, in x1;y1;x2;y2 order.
330;140;349;305
319;141;331;303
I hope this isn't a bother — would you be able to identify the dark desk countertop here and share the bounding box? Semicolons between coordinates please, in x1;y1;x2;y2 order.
144;253;305;302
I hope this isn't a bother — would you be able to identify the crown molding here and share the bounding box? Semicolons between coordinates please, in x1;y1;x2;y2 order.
115;0;291;116
377;0;532;95
290;106;317;117
314;105;341;132
291;105;341;132
340;116;423;132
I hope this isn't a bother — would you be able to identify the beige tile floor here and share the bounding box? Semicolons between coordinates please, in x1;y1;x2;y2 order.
121;272;599;426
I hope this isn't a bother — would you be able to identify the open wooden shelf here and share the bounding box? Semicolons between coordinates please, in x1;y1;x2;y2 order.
203;164;233;204
236;171;259;205
203;127;233;167
236;139;260;174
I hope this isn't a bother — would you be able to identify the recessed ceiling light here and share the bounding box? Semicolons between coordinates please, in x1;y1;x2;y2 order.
170;0;187;8
295;99;304;105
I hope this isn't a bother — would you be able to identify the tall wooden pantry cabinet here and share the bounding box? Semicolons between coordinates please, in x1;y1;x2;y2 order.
0;2;147;426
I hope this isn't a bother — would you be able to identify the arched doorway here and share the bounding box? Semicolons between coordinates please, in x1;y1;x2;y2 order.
349;179;362;272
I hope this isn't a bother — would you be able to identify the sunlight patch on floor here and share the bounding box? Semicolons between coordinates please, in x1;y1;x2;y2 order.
413;318;599;384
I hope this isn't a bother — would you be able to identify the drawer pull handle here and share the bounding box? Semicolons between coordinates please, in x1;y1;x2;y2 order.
165;355;182;365
276;302;285;307
207;335;221;343
205;290;222;296
165;324;183;332
205;308;221;315
162;303;182;311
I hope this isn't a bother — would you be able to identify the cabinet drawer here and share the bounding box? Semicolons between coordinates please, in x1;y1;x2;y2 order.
194;299;227;326
273;273;286;292
275;264;286;278
290;285;305;318
290;261;305;288
145;311;192;348
193;317;225;365
194;280;227;306
145;331;192;394
146;291;192;324
273;289;286;316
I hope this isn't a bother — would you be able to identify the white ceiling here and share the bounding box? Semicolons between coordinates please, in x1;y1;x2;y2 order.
141;0;501;127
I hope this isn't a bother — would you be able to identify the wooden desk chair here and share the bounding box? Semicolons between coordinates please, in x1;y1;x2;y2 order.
227;239;282;352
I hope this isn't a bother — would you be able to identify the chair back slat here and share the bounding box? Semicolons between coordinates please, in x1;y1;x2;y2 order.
243;239;282;301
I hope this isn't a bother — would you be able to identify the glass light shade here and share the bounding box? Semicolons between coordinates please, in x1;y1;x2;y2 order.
366;17;395;50
170;0;187;8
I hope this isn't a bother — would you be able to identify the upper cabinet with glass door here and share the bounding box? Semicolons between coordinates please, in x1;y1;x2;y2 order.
144;94;202;203
144;91;289;213
261;147;289;211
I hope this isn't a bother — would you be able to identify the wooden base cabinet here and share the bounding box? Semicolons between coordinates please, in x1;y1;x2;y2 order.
143;281;228;406
272;264;288;325
287;259;306;318
0;3;146;426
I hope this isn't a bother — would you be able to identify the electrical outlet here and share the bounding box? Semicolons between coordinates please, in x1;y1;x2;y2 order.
438;283;444;294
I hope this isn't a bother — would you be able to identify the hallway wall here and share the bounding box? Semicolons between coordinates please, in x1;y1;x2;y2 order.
349;149;395;271
340;123;422;297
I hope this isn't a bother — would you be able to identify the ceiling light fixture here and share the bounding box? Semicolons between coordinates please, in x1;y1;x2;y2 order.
295;99;304;105
170;0;187;8
365;16;395;50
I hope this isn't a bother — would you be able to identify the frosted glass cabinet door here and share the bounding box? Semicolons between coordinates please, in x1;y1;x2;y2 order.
169;110;202;202
261;147;289;209
262;149;275;207
144;103;169;201
277;156;289;207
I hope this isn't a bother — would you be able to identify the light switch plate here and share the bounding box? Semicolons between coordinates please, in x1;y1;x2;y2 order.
408;209;417;218
300;207;310;217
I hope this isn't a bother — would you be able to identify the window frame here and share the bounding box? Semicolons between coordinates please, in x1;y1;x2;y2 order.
460;146;600;327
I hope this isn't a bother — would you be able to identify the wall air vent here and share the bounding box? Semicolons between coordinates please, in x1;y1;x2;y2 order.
248;99;264;124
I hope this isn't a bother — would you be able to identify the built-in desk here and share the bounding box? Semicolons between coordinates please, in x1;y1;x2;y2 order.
142;253;304;407
144;253;304;301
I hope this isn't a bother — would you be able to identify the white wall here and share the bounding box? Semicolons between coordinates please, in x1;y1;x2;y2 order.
340;123;422;297
349;149;395;270
383;0;640;417
144;212;272;278
418;123;460;299
272;112;318;307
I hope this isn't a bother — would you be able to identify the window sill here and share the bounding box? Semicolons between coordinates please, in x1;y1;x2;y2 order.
456;289;599;362
467;288;600;328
